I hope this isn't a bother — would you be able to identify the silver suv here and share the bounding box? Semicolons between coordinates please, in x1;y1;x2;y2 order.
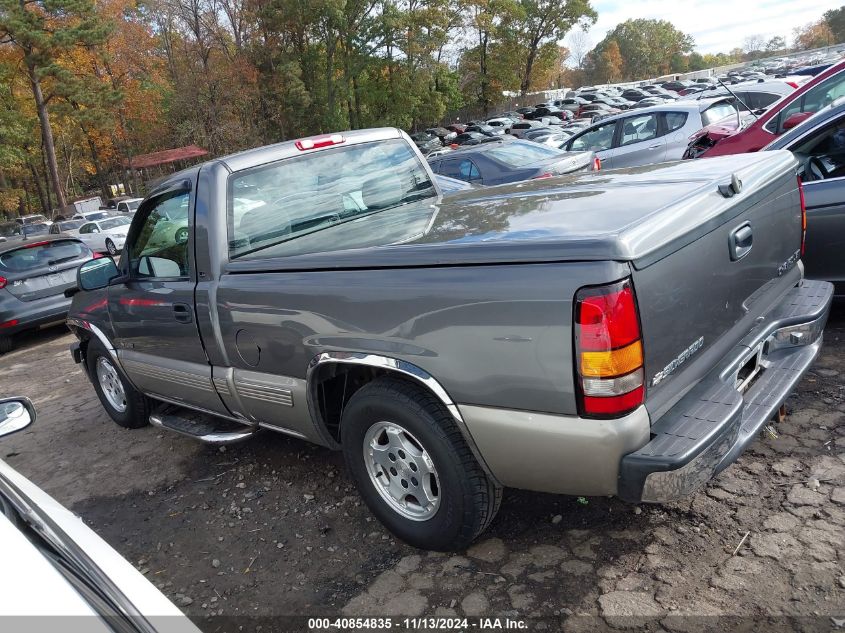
562;98;739;169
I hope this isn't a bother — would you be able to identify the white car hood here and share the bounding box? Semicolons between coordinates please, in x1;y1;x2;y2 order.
0;459;200;632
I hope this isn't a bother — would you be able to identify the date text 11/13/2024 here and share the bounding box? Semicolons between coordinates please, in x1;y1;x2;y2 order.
308;617;528;630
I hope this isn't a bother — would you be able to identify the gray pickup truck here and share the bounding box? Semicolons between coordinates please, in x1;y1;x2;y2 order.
67;128;833;550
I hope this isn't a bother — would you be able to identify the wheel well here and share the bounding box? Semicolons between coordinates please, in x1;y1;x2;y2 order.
309;363;430;444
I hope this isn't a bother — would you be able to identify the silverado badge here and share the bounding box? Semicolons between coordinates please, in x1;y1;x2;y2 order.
652;336;705;387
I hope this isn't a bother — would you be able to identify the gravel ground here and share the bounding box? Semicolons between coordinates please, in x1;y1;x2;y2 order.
1;305;844;632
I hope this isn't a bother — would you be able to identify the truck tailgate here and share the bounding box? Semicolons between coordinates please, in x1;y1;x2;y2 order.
630;152;804;420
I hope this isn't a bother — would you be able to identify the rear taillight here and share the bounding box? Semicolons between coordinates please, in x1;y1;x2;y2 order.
92;252;104;259
574;279;644;418
798;176;806;257
0;275;6;289
295;134;345;151
786;81;798;89
533;172;553;179
0;319;18;328
593;157;601;171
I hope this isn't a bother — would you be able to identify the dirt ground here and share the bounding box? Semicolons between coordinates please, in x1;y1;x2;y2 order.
1;306;844;632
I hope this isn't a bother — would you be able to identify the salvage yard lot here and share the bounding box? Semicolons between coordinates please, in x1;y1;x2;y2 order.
2;306;844;629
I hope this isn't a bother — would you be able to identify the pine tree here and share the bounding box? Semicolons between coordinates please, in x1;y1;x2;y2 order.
0;0;110;211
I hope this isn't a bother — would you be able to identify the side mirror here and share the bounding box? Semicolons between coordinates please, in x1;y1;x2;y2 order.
783;112;813;130
0;398;35;439
77;256;120;291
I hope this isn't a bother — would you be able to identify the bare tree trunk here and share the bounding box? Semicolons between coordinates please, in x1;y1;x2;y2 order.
25;57;66;211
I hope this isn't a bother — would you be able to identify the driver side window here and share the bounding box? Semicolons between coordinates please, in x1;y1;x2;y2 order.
128;190;191;279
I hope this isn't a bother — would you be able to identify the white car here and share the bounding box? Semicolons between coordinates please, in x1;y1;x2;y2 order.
116;198;144;214
72;210;113;222
0;398;200;631
78;216;133;255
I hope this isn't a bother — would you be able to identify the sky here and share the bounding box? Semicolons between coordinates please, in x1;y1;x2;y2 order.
584;0;842;54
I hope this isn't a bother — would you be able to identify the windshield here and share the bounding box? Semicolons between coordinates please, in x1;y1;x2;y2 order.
702;102;738;126
0;240;88;272
484;143;562;167
99;217;131;231
85;211;110;221
127;200;141;210
228;139;436;259
59;220;84;230
22;215;47;224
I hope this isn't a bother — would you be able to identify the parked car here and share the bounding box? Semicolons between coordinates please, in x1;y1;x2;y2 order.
14;213;49;226
428;139;597;185
21;223;50;238
563;99;740;169
101;195;133;210
556;97;589;112
410;132;443;154
49;219;85;236
763;98;845;295
446;123;466;134
77;215;133;255
67;127;831;551
0;397;202;628
72;209;113;222
687;81;795;113
691;59;845;157
0;236;96;353
116;197;143;214
486;117;515;132
450;131;498;147
464;124;505;137
508;120;547;138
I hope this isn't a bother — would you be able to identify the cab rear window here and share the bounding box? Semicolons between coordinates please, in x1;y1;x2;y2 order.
0;240;89;273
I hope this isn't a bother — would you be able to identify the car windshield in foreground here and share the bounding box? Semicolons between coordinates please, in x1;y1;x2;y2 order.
0;239;88;272
228;138;436;259
483;142;563;167
99;217;131;231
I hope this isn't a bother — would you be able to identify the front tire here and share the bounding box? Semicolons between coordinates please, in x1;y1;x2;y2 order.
86;341;150;428
105;239;117;256
341;377;501;551
0;336;13;355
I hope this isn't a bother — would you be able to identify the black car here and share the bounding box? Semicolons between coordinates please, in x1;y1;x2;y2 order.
620;89;650;102
451;131;499;147
464;124;505;137
525;106;570;121
0;235;95;353
409;132;443;153
427;139;596;186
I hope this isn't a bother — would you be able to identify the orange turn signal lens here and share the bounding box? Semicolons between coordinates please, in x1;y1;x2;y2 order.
580;340;643;378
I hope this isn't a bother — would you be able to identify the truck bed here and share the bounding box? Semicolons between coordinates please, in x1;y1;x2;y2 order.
227;150;799;271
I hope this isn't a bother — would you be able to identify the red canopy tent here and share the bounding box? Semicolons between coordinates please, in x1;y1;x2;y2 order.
123;145;209;194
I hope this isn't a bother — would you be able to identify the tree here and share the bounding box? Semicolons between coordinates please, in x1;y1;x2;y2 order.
509;0;596;95
566;28;591;68
592;39;622;83
794;20;835;50
0;0;110;212
765;35;786;52
588;19;693;81
743;34;766;58
824;6;845;43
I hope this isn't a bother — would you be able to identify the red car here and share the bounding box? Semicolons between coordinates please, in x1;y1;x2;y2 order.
690;59;845;157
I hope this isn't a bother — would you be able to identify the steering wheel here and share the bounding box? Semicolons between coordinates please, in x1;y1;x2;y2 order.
805;156;828;182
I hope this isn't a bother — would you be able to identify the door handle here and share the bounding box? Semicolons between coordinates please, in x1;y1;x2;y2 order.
729;223;753;261
173;302;193;323
647;144;662;150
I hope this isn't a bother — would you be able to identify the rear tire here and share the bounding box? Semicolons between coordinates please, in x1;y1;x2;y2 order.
86;340;151;428
0;336;13;355
105;239;117;256
341;377;501;551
